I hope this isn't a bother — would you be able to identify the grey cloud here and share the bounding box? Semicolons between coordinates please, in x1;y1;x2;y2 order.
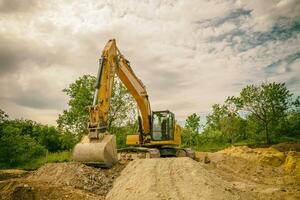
265;52;300;74
0;34;68;77
0;0;38;13
208;18;300;53
0;0;300;124
195;8;251;27
1;85;66;110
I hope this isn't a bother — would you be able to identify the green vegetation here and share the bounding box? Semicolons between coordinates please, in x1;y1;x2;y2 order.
182;82;300;151
23;151;72;170
57;75;137;139
0;113;77;169
1;75;299;169
0;74;137;169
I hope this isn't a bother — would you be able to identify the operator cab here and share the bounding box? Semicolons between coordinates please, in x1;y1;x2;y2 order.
152;110;175;141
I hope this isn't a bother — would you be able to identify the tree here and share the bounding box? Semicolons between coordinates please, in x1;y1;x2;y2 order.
108;79;137;129
185;113;201;132
206;104;227;130
57;75;137;136
0;109;8;123
220;97;244;143
57;75;95;135
205;100;243;143
0;124;46;166
182;113;200;146
238;82;292;144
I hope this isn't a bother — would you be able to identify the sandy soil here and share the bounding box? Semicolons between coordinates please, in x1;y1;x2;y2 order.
0;143;299;200
0;169;29;181
107;157;242;200
107;155;299;200
0;162;126;200
196;146;300;200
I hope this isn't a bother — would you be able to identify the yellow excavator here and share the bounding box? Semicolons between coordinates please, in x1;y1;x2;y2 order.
73;39;194;167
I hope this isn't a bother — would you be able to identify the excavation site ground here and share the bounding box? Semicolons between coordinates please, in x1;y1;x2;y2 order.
0;143;299;200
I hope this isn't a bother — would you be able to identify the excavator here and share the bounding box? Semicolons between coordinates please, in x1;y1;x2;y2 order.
73;39;194;167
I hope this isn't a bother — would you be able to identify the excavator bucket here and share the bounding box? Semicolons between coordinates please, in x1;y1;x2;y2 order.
72;134;118;168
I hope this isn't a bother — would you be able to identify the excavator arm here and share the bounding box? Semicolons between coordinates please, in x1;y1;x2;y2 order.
73;39;152;166
116;55;152;138
88;39;151;141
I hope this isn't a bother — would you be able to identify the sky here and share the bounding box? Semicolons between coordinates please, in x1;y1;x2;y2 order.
0;0;300;125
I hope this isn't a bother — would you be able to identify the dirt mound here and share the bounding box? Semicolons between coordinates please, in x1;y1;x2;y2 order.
271;142;300;152
0;162;126;200
107;157;255;200
0;179;99;200
0;169;29;181
284;151;300;176
196;146;300;199
218;146;286;166
216;145;300;174
27;162;108;195
1;144;299;200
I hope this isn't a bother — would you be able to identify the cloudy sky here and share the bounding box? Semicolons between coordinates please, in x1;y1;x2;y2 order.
0;0;300;125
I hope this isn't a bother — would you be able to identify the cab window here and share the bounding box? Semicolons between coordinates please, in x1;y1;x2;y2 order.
152;111;174;141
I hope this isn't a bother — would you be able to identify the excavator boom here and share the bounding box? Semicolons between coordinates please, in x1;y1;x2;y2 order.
73;39;193;167
73;39;153;167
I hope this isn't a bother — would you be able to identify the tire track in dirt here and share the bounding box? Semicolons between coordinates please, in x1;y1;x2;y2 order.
153;159;184;200
168;159;185;200
106;157;241;200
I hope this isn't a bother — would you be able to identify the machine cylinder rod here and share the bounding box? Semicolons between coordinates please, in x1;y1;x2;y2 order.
93;58;104;106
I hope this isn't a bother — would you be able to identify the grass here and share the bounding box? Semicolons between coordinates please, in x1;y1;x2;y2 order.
22;151;72;170
193;143;231;152
192;136;300;152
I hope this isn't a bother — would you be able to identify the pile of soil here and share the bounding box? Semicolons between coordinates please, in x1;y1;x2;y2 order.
27;162;116;195
271;142;300;152
0;162;126;200
107;157;255;200
0;180;99;200
1;143;299;200
196;145;300;199
0;169;29;181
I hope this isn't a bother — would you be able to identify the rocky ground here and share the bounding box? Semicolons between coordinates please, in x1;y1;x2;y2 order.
0;142;299;200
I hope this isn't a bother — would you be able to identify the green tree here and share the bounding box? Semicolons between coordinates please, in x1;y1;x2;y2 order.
57;75;95;135
205;100;243;143
59;130;78;150
220;97;244;143
275;96;300;139
206;104;227;130
108;79;137;129
0;125;46;166
57;75;137;137
0;109;8;123
238;82;292;144
182;113;200;146
38;126;62;152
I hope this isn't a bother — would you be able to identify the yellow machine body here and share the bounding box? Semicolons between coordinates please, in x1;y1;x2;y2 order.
126;123;181;146
73;39;192;167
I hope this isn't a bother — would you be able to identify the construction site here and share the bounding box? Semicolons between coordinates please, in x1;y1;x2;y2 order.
0;143;299;200
1;1;300;200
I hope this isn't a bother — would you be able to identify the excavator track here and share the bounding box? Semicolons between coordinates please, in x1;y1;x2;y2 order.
117;147;195;162
117;147;160;162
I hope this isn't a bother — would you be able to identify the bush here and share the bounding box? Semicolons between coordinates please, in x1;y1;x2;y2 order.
59;131;78;150
0;109;78;168
0;126;46;167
